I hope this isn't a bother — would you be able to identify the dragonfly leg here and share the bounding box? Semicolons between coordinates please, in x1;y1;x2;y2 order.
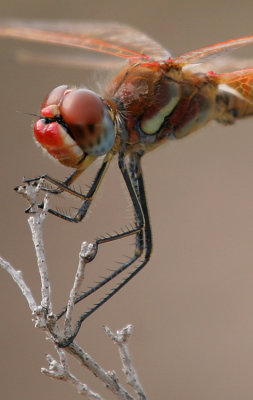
57;153;145;320
20;169;85;216
23;168;81;194
50;165;146;328
23;156;111;221
57;153;152;347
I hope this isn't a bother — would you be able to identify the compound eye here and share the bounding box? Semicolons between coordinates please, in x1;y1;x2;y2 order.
59;88;115;156
42;85;70;109
59;89;104;127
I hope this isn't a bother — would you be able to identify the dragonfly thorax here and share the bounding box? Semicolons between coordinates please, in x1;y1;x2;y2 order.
106;61;218;151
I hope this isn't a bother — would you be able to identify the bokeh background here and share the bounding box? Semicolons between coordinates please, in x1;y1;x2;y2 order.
1;0;253;399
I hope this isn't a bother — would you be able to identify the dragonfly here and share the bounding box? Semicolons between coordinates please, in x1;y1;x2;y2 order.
0;20;253;346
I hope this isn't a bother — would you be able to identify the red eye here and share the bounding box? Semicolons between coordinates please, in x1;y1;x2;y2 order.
42;85;69;108
59;89;104;127
34;86;115;168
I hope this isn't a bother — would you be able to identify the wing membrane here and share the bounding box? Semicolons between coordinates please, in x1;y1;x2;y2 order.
174;35;253;65
217;68;253;103
183;56;253;74
15;48;126;70
0;19;170;60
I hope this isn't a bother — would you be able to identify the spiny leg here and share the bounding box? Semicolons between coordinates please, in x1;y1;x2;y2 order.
24;155;111;221
57;152;152;347
23;168;84;195
46;157;110;222
129;152;144;256
57;152;145;320
46;151;145;238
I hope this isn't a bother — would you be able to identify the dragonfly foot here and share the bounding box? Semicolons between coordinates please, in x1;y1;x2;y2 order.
23;175;46;183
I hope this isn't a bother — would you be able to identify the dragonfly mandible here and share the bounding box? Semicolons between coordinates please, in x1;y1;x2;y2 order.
1;20;253;346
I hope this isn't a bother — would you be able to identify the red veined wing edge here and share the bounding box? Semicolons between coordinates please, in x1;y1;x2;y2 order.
174;35;253;65
0;19;171;61
183;56;253;74
215;67;253;103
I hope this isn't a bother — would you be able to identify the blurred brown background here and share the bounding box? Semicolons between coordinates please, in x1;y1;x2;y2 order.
1;0;253;399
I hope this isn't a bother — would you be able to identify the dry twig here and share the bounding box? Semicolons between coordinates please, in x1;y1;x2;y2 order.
0;179;146;399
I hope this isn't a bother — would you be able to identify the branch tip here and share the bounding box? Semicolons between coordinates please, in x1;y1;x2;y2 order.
80;241;96;261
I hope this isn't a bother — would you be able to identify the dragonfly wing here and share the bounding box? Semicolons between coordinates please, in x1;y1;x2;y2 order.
0;19;171;61
183;56;253;74
15;48;127;71
174;35;253;65
216;68;253;103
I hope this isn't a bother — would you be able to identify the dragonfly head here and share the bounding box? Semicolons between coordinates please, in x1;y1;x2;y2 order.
34;85;115;168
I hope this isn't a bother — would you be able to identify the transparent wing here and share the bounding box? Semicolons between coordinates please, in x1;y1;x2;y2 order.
15;48;127;71
183;56;253;74
174;35;253;65
217;67;253;103
0;19;171;61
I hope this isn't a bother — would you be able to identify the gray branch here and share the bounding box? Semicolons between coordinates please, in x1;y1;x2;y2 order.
0;180;146;400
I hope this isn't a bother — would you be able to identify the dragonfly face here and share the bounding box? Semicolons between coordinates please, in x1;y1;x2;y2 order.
34;85;116;168
0;20;252;346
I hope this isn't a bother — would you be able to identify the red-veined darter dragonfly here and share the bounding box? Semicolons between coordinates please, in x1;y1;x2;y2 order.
0;20;253;346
